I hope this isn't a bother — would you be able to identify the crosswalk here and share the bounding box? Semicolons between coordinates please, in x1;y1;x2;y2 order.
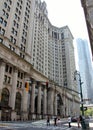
0;120;79;130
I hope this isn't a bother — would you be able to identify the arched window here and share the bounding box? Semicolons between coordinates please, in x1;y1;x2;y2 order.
1;88;9;106
57;94;63;116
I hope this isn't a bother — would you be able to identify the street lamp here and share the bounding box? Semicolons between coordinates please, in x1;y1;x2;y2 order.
74;70;84;116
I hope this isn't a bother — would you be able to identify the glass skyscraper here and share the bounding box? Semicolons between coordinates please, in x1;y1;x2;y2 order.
76;38;93;104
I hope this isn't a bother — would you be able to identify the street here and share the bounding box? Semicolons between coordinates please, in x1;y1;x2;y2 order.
0;118;93;130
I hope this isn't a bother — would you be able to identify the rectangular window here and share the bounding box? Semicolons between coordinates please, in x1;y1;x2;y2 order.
8;77;11;83
0;38;3;43
0;28;5;35
3;20;7;27
5;65;9;72
61;33;64;39
9;67;12;74
0;17;3;23
4;75;7;83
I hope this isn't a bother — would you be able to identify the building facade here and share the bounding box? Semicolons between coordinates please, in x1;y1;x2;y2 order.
0;0;80;121
81;0;93;56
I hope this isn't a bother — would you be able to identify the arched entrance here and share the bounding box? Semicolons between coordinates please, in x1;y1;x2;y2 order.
35;96;38;114
57;94;63;116
1;88;11;121
41;96;43;118
15;92;21;120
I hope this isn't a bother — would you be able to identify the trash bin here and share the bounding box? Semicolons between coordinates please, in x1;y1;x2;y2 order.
81;119;89;130
81;119;86;129
85;119;89;129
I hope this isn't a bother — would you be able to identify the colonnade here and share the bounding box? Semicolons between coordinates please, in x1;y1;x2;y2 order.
0;59;80;121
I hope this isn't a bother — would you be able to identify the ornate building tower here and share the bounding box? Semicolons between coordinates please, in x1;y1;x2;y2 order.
0;0;80;121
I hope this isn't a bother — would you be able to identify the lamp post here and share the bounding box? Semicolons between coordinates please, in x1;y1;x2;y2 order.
74;70;84;116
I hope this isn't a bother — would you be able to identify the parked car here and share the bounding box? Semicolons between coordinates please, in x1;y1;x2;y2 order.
71;116;77;122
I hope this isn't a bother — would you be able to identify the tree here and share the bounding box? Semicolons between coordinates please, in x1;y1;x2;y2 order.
84;108;93;116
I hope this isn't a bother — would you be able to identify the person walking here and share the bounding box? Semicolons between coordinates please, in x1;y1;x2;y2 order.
47;116;50;126
77;116;80;128
68;115;71;128
54;116;57;126
79;115;86;129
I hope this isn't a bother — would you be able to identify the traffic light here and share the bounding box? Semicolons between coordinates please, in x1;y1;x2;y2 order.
25;82;29;91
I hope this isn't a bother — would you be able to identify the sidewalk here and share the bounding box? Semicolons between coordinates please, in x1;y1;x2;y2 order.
0;118;93;130
69;122;93;130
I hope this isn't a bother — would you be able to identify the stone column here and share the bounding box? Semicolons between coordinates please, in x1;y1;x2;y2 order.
10;67;17;121
37;85;41;114
43;87;47;115
0;60;5;120
54;93;57;116
10;67;17;110
0;60;5;101
48;89;54;115
72;96;75;115
31;81;36;119
22;86;29;120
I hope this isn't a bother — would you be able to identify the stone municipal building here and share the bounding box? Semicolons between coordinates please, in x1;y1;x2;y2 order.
0;0;80;121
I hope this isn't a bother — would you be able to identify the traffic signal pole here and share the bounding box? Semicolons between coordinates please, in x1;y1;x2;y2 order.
74;70;84;116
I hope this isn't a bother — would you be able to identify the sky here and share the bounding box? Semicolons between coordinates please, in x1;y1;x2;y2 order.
42;0;93;65
42;0;89;40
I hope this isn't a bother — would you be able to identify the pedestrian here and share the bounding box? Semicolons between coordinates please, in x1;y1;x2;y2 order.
47;116;50;126
79;115;84;128
54;116;57;126
68;115;71;128
77;116;80;128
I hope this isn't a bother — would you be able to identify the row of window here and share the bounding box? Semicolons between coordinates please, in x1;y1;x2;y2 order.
20;52;25;59
0;27;5;35
4;75;11;84
4;64;24;87
5;65;24;80
18;0;23;5
17;81;22;88
26;1;31;9
21;36;26;44
17;2;22;10
4;2;10;12
5;64;12;74
16;7;21;16
0;17;7;27
10;35;16;44
11;27;17;36
15;13;20;22
18;71;24;79
13;20;19;29
9;44;15;52
6;0;12;5
2;9;9;19
4;76;23;88
20;44;25;52
23;29;27;37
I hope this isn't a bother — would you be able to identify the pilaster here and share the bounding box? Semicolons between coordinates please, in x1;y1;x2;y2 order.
37;85;41;114
10;67;17;110
47;89;54;115
0;59;5;101
31;81;36;114
43;87;47;115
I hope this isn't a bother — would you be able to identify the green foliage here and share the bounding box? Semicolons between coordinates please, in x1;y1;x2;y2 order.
84;108;93;116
